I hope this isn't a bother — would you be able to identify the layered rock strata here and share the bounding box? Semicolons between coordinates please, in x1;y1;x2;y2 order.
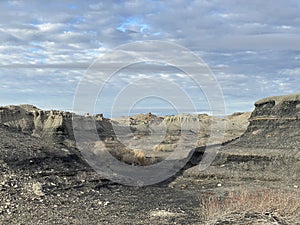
237;93;300;149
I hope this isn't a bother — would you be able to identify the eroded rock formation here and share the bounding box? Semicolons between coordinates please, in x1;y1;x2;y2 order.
237;93;300;148
0;105;74;145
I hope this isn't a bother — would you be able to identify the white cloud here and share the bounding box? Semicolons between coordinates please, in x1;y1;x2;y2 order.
280;68;300;76
0;0;300;114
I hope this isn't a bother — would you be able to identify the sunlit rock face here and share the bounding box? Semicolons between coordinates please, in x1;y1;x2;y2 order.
0;105;74;144
0;104;251;165
0;104;251;148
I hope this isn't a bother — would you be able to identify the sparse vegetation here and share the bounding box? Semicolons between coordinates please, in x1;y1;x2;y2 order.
199;188;300;221
153;143;177;152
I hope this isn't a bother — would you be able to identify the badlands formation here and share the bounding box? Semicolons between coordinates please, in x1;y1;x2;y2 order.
0;93;299;224
0;104;250;165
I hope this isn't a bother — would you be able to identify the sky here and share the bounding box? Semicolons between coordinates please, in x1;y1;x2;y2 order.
1;0;300;117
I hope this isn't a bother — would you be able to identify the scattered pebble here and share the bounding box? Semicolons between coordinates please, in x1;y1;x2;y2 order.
150;210;180;218
32;182;45;197
103;201;110;206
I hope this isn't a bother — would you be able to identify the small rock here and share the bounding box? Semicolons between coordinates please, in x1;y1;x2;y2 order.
180;184;187;189
32;182;45;197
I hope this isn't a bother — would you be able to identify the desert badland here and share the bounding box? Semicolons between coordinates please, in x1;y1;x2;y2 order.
0;93;299;224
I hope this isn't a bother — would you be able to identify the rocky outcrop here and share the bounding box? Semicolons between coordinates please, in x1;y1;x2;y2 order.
0;105;75;145
0;105;36;133
182;93;300;186
114;112;250;150
237;93;300;149
0;105;250;157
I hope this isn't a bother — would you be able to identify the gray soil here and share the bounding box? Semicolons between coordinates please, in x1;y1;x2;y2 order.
0;125;201;224
1;124;299;224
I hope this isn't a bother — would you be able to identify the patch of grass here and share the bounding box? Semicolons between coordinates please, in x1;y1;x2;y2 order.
200;188;300;221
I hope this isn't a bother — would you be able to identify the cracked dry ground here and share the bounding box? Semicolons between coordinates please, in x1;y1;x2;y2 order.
0;125;299;224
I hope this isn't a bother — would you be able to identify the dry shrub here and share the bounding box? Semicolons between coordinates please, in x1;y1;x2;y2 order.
121;148;146;165
132;149;146;164
95;140;147;165
200;188;300;221
153;144;177;152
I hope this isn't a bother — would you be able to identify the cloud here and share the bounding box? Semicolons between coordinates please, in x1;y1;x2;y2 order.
0;0;300;114
280;67;300;76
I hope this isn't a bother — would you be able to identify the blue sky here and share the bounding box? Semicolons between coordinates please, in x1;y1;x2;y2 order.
0;0;300;116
